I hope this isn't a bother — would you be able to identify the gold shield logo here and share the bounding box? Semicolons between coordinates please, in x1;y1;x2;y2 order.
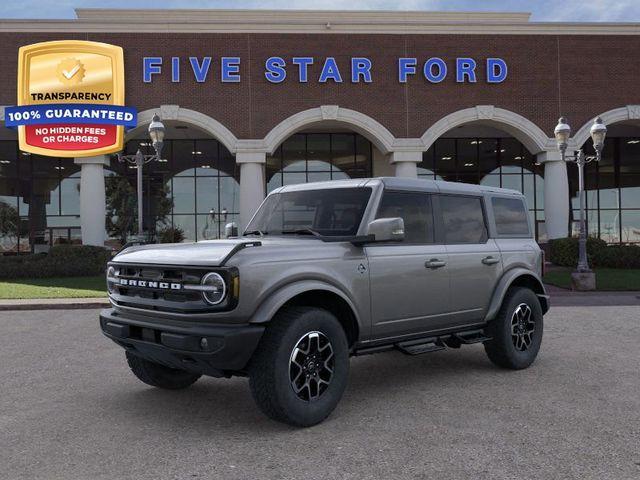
16;40;126;157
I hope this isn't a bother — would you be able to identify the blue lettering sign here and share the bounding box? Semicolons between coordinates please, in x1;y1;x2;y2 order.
487;58;508;83
189;57;211;83
319;57;342;83
398;58;417;83
351;58;372;83
221;57;241;83
143;57;162;83
265;56;287;83
292;57;314;82
456;58;477;83
171;57;180;83
424;58;447;83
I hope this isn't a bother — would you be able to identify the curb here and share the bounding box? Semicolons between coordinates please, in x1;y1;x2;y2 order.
0;298;110;311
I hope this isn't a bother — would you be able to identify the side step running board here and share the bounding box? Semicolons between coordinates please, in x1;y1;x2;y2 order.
396;337;445;356
453;329;492;345
354;329;492;357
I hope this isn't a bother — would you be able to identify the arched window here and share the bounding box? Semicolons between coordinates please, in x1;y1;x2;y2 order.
266;133;373;193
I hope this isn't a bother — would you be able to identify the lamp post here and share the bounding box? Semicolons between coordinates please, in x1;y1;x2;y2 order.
117;114;165;238
553;116;607;288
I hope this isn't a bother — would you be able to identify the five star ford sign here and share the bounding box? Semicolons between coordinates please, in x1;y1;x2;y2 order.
4;40;137;158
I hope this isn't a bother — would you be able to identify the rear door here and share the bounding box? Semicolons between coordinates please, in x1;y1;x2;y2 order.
365;190;451;340
438;194;503;325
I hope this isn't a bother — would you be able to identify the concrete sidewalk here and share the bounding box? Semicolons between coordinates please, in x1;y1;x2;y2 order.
0;297;109;311
544;284;640;307
1;286;639;311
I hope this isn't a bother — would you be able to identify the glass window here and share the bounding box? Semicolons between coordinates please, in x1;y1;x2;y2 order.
434;138;456;180
376;191;434;244
492;197;530;236
266;133;372;193
440;195;488;244
172;177;195;214
196;177;218;214
456;139;478;179
307;134;331;172
621;210;640;243
246;187;371;237
172;215;196;242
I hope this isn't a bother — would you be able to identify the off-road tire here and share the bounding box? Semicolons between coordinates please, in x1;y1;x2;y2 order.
484;287;543;370
248;307;349;427
125;351;201;390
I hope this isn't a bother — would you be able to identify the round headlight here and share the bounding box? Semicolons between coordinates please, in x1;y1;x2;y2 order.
201;272;226;305
106;266;116;294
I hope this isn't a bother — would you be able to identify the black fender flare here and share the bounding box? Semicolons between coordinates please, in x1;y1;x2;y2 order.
484;268;549;322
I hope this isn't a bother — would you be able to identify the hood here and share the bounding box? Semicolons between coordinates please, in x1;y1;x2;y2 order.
112;237;323;267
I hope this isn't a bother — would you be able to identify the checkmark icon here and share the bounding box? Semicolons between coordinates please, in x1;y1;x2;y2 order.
62;64;80;79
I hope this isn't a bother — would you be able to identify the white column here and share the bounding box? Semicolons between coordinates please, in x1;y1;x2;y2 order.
74;155;109;246
390;151;422;178
237;151;266;230
538;151;569;240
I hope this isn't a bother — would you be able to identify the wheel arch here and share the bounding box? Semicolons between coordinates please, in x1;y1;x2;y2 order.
249;281;361;348
485;269;549;321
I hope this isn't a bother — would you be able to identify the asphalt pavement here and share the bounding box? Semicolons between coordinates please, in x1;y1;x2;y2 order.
1;306;639;480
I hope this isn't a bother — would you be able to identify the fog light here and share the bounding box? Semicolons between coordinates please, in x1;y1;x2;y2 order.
200;337;209;350
201;272;226;305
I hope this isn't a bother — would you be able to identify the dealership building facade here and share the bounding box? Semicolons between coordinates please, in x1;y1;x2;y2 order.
0;9;640;252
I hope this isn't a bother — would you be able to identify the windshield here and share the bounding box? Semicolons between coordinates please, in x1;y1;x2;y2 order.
245;187;372;237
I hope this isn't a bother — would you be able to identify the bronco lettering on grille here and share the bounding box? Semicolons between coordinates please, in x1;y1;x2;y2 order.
118;278;182;290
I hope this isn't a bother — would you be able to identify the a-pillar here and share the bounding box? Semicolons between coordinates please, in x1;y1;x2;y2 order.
237;151;266;230
390;150;422;178
538;151;569;240
74;155;109;246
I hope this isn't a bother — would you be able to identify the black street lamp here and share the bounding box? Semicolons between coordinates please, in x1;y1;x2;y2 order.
554;116;607;288
117;113;166;238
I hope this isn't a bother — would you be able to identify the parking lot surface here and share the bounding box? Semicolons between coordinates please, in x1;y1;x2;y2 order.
1;306;639;480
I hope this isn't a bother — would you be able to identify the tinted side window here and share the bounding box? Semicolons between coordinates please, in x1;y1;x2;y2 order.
440;195;488;244
492;197;530;236
376;191;434;244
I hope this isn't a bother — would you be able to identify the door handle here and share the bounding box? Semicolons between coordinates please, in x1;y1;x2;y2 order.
425;259;446;269
482;256;500;265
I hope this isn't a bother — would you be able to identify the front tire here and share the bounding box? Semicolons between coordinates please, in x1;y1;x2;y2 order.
484;287;543;370
248;307;349;427
125;351;201;390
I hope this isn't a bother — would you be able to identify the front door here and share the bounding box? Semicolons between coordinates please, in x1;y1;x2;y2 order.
365;190;451;340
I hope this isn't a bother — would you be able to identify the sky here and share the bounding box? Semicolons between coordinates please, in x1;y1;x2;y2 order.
0;0;639;22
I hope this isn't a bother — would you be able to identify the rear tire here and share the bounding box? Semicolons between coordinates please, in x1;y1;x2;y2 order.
248;307;349;427
125;352;201;390
484;287;543;370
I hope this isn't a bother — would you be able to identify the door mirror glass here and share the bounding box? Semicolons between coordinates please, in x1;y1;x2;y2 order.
366;217;405;242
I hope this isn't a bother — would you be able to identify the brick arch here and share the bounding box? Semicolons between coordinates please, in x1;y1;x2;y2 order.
420;105;553;154
127;105;239;154
263;105;396;155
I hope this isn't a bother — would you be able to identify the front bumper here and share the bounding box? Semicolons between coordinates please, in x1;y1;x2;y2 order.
99;308;264;376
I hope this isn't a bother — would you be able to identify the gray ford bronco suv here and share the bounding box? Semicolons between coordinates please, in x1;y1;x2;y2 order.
100;177;549;427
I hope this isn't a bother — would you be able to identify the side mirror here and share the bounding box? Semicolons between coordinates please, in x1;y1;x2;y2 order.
365;217;405;242
224;222;239;238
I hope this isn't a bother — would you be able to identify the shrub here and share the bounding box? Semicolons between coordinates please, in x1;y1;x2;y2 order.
549;237;640;269
157;226;185;244
0;245;112;279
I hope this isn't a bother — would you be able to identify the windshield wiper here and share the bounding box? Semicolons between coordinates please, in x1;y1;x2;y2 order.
281;228;323;238
244;229;266;236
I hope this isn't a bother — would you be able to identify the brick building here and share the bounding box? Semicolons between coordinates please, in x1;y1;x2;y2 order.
0;9;639;251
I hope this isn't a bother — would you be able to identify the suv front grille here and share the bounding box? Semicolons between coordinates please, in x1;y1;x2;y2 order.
108;263;236;314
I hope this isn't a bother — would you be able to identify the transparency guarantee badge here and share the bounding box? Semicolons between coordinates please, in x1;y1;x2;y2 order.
5;40;136;157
